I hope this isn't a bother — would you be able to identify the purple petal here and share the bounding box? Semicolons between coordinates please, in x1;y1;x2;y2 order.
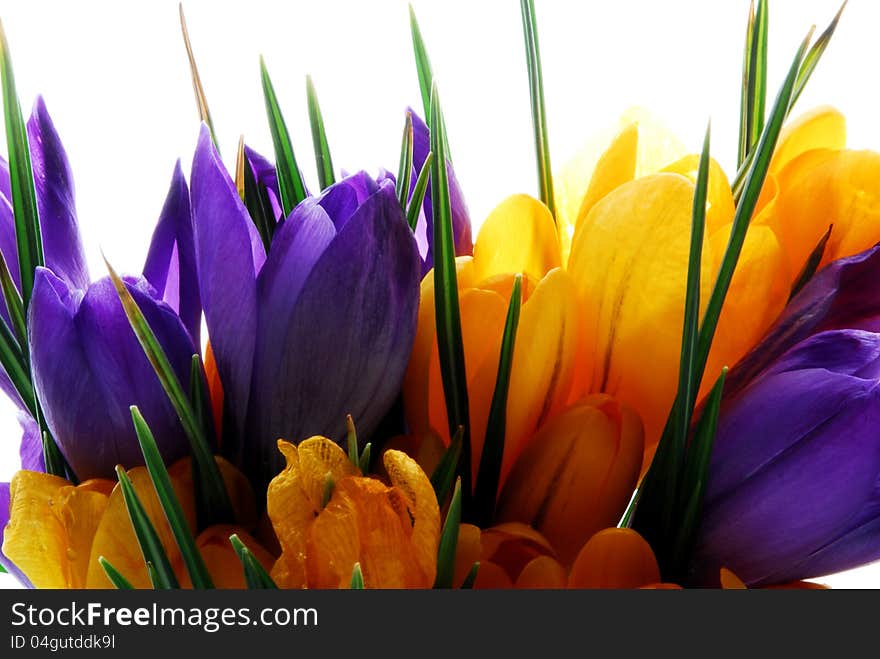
245;180;420;484
726;244;880;397
27;96;89;291
0;482;34;588
28;269;194;480
692;330;880;586
17;412;44;473
143;161;201;345
244;145;282;222
191;127;263;439
315;170;376;232
409;110;473;274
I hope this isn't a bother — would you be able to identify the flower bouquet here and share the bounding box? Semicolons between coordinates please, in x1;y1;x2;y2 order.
0;0;876;591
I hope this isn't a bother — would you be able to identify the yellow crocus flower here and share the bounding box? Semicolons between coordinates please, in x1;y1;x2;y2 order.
267;437;440;589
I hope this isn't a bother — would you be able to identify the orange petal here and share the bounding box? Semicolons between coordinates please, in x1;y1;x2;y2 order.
382;449;441;585
640;583;684;589
267;438;359;588
453;523;483;589
197;525;276;589
770;106;846;176
204;340;224;445
574;123;638;230
481;522;557;581
515;555;567;589
496;398;643;566
472;194;561;283
473;560;514;589
568;528;660;589
720;567;747;589
3;471;112;588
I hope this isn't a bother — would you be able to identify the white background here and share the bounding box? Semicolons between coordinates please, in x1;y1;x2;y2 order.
0;0;878;588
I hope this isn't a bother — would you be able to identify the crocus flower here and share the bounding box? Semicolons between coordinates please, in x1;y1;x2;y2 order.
267;437;439;588
568;528;662;589
28;269;198;480
562;106;880;462
2;456;266;589
403;194;586;488
190;127;421;487
688;245;880;587
0;97;90;409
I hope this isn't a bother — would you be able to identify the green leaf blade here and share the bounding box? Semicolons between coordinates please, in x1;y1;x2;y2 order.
349;562;364;589
430;425;463;506
260;57;307;217
99;556;135;590
306;75;335;190
230;534;278;589
396;111;414;209
409;5;434;127
434;477;462;589
406;152;433;231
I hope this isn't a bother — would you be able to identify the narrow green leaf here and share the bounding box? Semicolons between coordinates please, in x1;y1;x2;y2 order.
460;562;479;589
430;425;463;506
131;406;214;589
434;477;462;589
358;443;371;474
695;29;813;388
738;0;768;167
408;5;434;128
306;75;335;190
40;429;68;480
105;258;234;526
146;562;159;589
260;57;307;216
474;274;523;527
189;354;215;447
429;85;471;503
350;562;364;589
672;367;727;574
230;534;278;589
791;1;848;110
321;472;335;508
115;465;179;589
406;152;433;231
519;0;556;221
0;20;43;311
396;111;414;208
0;251;26;352
98;556;134;590
179;4;219;151
790;224;832;300
0;563;6;574
238;136;276;252
346;414;359;467
0;317;34;415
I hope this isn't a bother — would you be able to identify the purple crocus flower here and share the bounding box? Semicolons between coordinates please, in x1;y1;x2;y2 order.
0;97;90;410
690;245;880;586
28;270;197;481
190;126;421;486
0;415;41;586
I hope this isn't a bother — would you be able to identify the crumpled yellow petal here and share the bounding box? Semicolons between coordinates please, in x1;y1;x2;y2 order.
568;528;660;589
306;476;432;588
196;525;275;589
496;396;643;566
382;449;440;585
568;173;713;447
761;149;880;280
3;472;112;589
472;194;560;283
403;257;475;438
268;438;359;588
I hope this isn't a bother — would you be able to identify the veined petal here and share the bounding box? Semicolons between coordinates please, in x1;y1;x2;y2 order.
247;182;420;483
191;125;263;444
472;194;561;283
4;471;112;588
27;96;89;290
17;411;44;473
568;173;713;447
143;161;201;345
268;439;359;588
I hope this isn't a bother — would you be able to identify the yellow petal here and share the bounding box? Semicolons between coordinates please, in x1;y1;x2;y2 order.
661;155;736;233
568;528;660;589
574;123;638;231
496;397;643;566
771;106;846;176
403;256;475;438
197;525;275;589
568;173;713;447
704;223;789;391
3;472;111;589
267;438;359;588
382;449;441;585
500;268;586;486
763;149;880;280
472;194;561;282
